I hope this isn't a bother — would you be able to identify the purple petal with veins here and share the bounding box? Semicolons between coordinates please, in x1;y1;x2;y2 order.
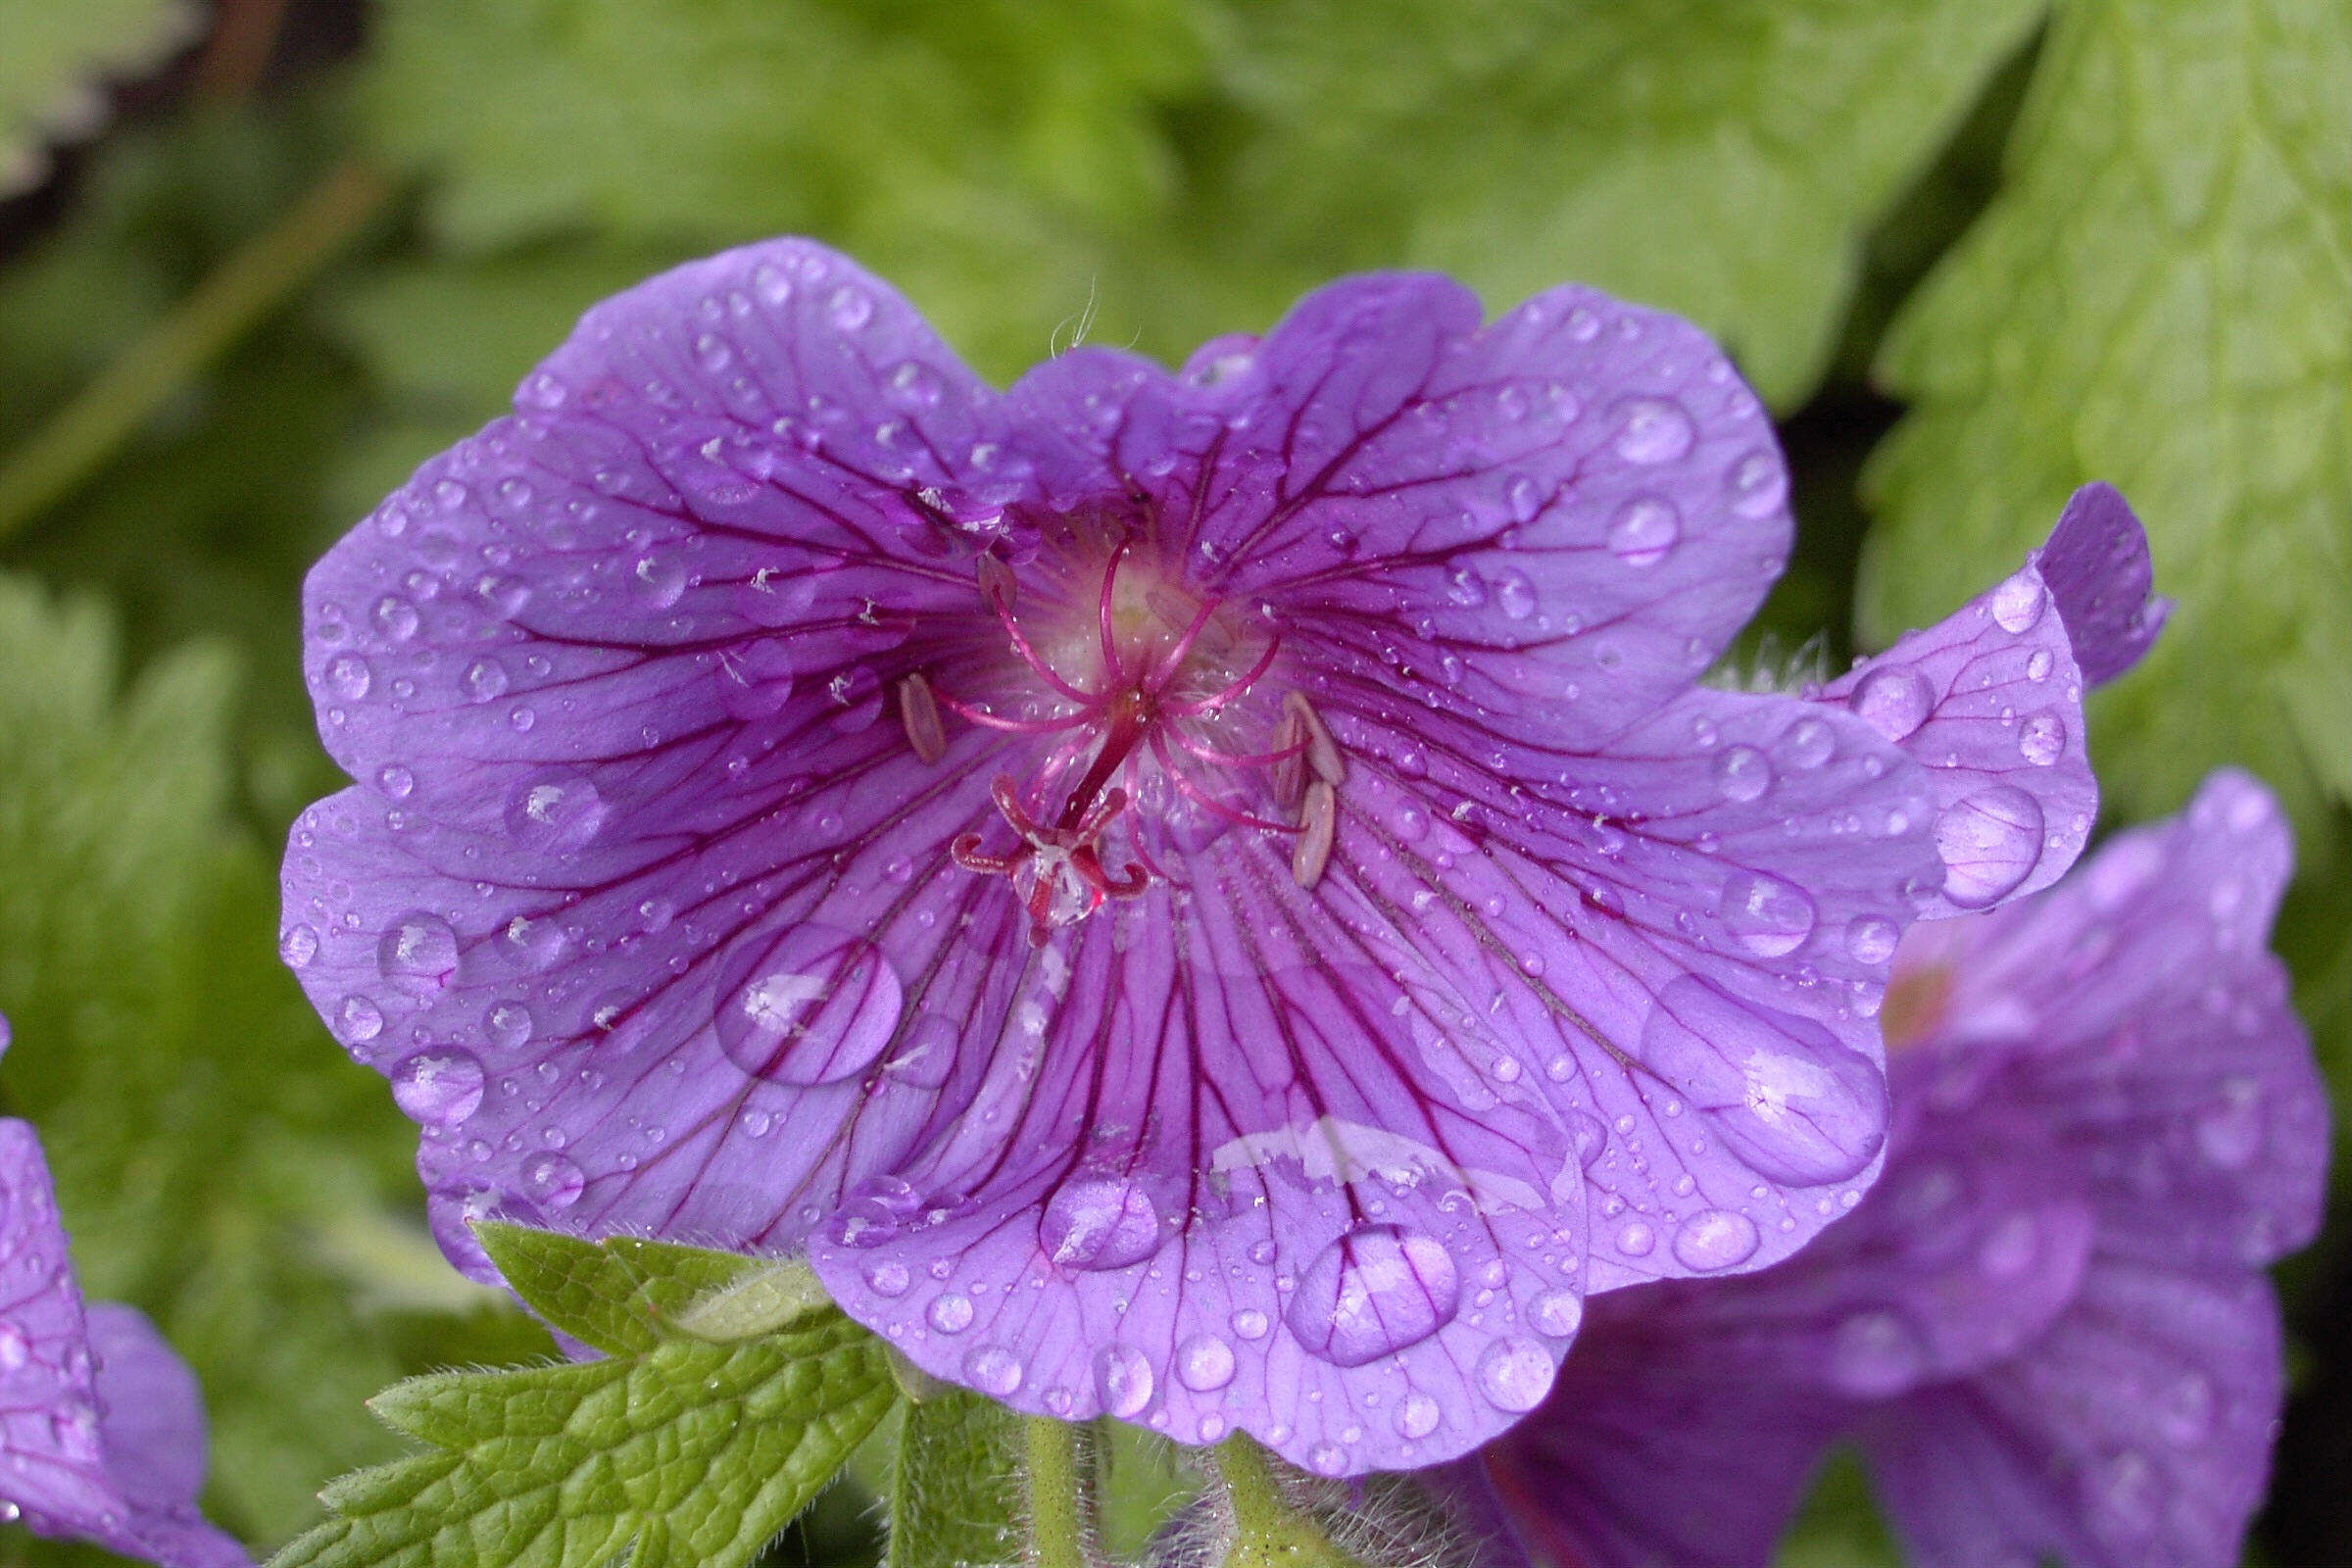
281;238;2155;1473
1482;770;2328;1565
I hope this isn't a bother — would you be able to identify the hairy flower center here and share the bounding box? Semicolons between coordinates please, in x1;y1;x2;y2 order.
911;533;1343;944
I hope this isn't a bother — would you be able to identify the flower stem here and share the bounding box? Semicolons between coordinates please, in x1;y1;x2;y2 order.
1023;1414;1098;1568
0;157;390;545
1212;1435;1367;1568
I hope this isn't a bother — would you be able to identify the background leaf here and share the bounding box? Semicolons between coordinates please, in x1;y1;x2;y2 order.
0;0;200;194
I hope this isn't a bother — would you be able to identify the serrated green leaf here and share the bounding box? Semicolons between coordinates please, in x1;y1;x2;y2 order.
1218;0;2044;407
1862;0;2352;838
0;0;198;195
471;1224;660;1356
886;1390;1025;1568
270;1304;897;1568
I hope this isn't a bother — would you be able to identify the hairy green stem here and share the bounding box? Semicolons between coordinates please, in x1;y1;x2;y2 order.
1024;1415;1098;1568
0;157;389;544
1212;1435;1365;1568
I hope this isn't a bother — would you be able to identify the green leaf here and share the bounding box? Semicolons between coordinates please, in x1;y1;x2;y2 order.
269;1297;897;1568
1772;1447;1903;1568
474;1222;836;1352
1862;0;2352;838
470;1224;662;1356
1218;0;2044;407
884;1390;1026;1568
0;0;198;195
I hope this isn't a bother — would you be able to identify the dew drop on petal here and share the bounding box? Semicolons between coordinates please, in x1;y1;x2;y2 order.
0;1324;25;1372
1040;1179;1164;1271
1494;569;1538;621
1528;1289;1584;1339
1606;497;1681;565
1849;665;1935;743
719;638;797;721
390;1049;485;1125
2017;710;2066;766
1976;1212;2040;1279
1231;1308;1270;1341
324;655;371;700
1093;1343;1154;1417
336;994;384;1043
377;912;461;993
714;927;904;1084
1712;744;1771;803
1718;871;1816;957
279;923;319;967
1476;1338;1553;1412
1670;1209;1759;1271
1988;572;2047;634
827;284;875;332
964;1346;1024;1396
1934;785;2045;908
1727;449;1788;517
1612;398;1696;465
1396;1393;1443;1440
505;771;608;852
1779;718;1834;770
1286;1225;1460;1367
1843;917;1899;966
862;1257;911;1298
1828;1310;1921;1396
522;1152;585;1210
1176;1334;1237;1392
928;1293;975;1334
2082;1449;2159;1542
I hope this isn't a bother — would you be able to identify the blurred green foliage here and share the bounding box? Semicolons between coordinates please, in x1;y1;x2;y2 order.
0;0;2340;1564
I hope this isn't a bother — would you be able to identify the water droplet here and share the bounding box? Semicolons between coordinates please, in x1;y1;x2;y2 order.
1727;449;1788;516
1988;572;2046;634
1231;1308;1269;1340
1934;785;2045;907
1306;1441;1348;1475
1176;1334;1236;1391
1718;871;1816;957
1395;1392;1442;1439
1843;917;1899;966
1475;1338;1552;1412
1606;496;1681;565
1612;398;1696;464
1712;744;1771;803
462;658;511;703
377;912;461;993
963;1346;1024;1396
1671;1209;1759;1270
1828;1311;1921;1396
714;927;904;1084
827;284;875;332
1528;1289;1584;1338
1976;1212;2040;1279
377;763;416;799
522;1152;585;1210
0;1323;25;1372
373;595;420;641
485;1001;533;1050
2018;710;2065;766
1285;1225;1460;1366
1849;665;1934;743
1494;569;1538;620
2026;648;2053;681
863;1257;910;1297
325;654;371;700
2156;1372;2214;1445
1040;1179;1164;1271
390;1049;485;1125
1093;1343;1154;1417
279;923;319;967
2082;1448;2158;1541
505;772;608;852
1779;718;1835;770
2193;1079;2265;1170
928;1293;974;1334
1615;1220;1654;1255
336;994;384;1043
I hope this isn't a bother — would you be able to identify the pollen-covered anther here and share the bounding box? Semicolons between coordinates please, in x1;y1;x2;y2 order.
898;671;947;763
1294;779;1337;890
1284;691;1347;786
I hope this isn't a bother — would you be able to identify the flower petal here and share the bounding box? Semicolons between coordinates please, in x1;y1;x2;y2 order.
1482;1294;1838;1568
0;1119;248;1567
2037;481;2169;686
1002;275;1795;752
1858;1265;2284;1568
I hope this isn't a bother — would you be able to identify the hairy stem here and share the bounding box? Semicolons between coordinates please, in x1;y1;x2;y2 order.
1024;1414;1099;1568
1212;1435;1366;1568
0;158;389;544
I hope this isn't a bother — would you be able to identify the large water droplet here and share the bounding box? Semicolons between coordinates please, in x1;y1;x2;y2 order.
1494;569;1538;621
714;926;904;1084
719;638;797;721
279;923;319;967
325;654;371;701
1779;718;1835;770
377;912;461;994
1475;1338;1553;1412
1828;1310;1921;1396
1040;1179;1164;1272
1671;1209;1759;1271
1934;785;2045;908
1528;1289;1583;1339
1176;1334;1236;1392
522;1152;585;1210
505;771;608;852
1094;1343;1154;1417
828;284;875;332
1638;976;1886;1187
1718;871;1816;957
1988;572;2046;634
337;994;384;1043
1712;744;1771;803
1285;1225;1461;1367
390;1049;485;1125
2017;710;2065;766
1844;916;1899;966
1606;497;1681;565
1395;1392;1442;1440
0;1323;26;1372
963;1345;1024;1396
1848;665;1934;743
1612;398;1696;464
632;554;688;609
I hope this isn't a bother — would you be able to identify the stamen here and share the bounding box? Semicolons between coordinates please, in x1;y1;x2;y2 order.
1294;780;1337;889
988;585;1101;708
1161;632;1282;716
929;684;1090;736
1171;731;1307;771
1284;691;1347;785
1146;594;1221;688
898;672;947;763
1098;539;1132;687
1150;733;1301;835
977;553;1018;616
1270;706;1307;808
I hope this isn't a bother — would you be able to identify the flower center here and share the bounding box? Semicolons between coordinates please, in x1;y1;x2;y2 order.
909;531;1344;944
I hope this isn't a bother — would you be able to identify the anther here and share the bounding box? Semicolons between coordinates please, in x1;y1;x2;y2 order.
1283;692;1346;786
1270;707;1307;808
1293;780;1337;890
899;672;947;763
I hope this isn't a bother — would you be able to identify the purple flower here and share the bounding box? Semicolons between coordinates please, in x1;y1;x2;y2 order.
0;1017;251;1568
279;240;2138;1472
1482;768;2328;1568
